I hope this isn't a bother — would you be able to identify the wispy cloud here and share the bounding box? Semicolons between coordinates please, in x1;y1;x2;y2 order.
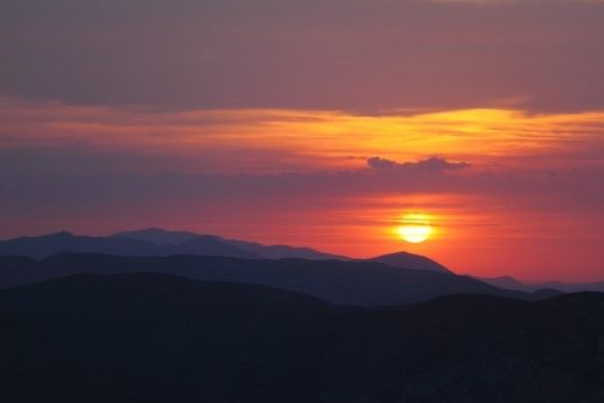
1;97;603;173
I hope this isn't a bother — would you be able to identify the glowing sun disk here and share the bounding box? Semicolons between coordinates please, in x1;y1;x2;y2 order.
397;225;433;244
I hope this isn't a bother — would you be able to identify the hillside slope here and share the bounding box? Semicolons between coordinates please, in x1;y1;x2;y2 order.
0;275;603;403
1;253;534;306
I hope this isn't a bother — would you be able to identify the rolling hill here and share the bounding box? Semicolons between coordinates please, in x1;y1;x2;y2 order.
368;251;452;274
0;253;542;306
0;274;603;403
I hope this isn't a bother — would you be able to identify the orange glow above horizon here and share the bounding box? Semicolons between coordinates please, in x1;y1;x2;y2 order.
2;97;604;282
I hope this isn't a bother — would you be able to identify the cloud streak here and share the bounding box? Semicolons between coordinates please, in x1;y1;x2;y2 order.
367;156;471;172
2;97;604;174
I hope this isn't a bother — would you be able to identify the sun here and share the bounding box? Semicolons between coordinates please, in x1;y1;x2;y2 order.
397;225;433;244
396;213;434;244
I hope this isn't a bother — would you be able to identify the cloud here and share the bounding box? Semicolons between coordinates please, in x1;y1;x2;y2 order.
1;0;604;112
367;156;471;172
2;96;604;175
2;154;602;221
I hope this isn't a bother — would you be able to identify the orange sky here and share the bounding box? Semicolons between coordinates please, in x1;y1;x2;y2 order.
2;97;603;170
1;97;603;281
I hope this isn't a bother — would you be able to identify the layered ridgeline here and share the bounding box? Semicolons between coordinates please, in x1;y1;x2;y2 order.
0;230;562;305
0;229;442;269
113;228;349;260
476;275;604;293
0;253;555;306
2;230;597;293
369;251;452;274
1;274;603;403
0;230;345;260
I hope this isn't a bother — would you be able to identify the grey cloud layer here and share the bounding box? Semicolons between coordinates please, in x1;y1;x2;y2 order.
1;0;604;112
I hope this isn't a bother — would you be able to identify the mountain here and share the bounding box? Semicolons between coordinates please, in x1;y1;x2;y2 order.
477;275;604;294
474;275;535;292
111;228;199;245
0;253;537;306
175;236;261;259
531;280;604;293
1;274;603;403
112;228;347;260
0;232;259;259
3;231;460;273
0;231;161;259
224;238;347;260
368;251;452;274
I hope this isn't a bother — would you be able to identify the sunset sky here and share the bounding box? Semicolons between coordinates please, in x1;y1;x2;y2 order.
1;0;604;281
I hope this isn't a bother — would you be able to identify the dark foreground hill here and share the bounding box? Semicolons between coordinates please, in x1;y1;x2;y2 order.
0;274;603;403
0;253;544;306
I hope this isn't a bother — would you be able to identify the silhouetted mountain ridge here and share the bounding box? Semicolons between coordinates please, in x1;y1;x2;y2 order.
0;231;259;259
369;250;452;274
1;231;592;297
111;228;347;260
111;228;200;245
0;253;544;306
477;275;604;293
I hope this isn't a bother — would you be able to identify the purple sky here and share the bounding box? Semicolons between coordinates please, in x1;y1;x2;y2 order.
1;0;604;281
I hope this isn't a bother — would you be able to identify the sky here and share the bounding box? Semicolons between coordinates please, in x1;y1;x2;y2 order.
1;0;604;281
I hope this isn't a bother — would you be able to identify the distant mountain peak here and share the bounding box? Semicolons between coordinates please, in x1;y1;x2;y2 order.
110;228;200;245
110;228;348;261
47;231;74;237
124;227;189;235
368;251;452;274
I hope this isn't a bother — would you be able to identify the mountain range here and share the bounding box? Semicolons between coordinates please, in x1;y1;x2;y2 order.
1;273;603;403
112;228;348;260
4;230;599;291
0;229;348;261
0;231;261;260
0;253;557;306
477;275;604;293
0;229;448;273
368;250;452;274
0;229;575;305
